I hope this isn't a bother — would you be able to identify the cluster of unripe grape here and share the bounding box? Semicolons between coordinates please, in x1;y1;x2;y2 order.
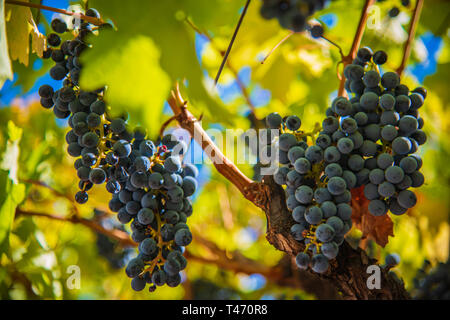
262;46;426;273
38;10;198;292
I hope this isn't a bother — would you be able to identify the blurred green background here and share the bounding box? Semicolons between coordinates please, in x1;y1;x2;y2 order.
0;0;448;299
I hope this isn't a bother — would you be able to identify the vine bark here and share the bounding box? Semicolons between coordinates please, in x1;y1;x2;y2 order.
263;176;409;299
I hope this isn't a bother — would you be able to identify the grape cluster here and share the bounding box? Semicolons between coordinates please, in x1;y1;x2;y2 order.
264;112;353;273
118;141;198;292
38;10;198;292
262;47;427;274
260;0;330;32
343;47;426;217
413;259;450;300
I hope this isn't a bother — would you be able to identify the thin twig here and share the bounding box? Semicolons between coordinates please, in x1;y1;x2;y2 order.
396;0;424;76
260;31;294;64
185;18;212;41
5;0;104;26
185;18;258;117
21;179;69;199
337;0;376;97
21;179;80;215
159;115;177;138
16;208;135;246
321;36;345;59
214;0;252;85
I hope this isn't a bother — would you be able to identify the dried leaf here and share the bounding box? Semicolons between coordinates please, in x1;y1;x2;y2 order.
351;186;394;247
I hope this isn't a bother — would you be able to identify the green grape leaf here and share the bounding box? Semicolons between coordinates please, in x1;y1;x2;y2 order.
88;0;236;128
80;33;171;137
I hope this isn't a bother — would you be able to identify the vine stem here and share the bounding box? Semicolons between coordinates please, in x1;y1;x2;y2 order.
214;0;252;85
321;36;345;59
5;0;104;26
396;0;424;76
20;179;80;215
337;0;376;97
166;84;263;206
159;115;177;138
15;208;135;246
